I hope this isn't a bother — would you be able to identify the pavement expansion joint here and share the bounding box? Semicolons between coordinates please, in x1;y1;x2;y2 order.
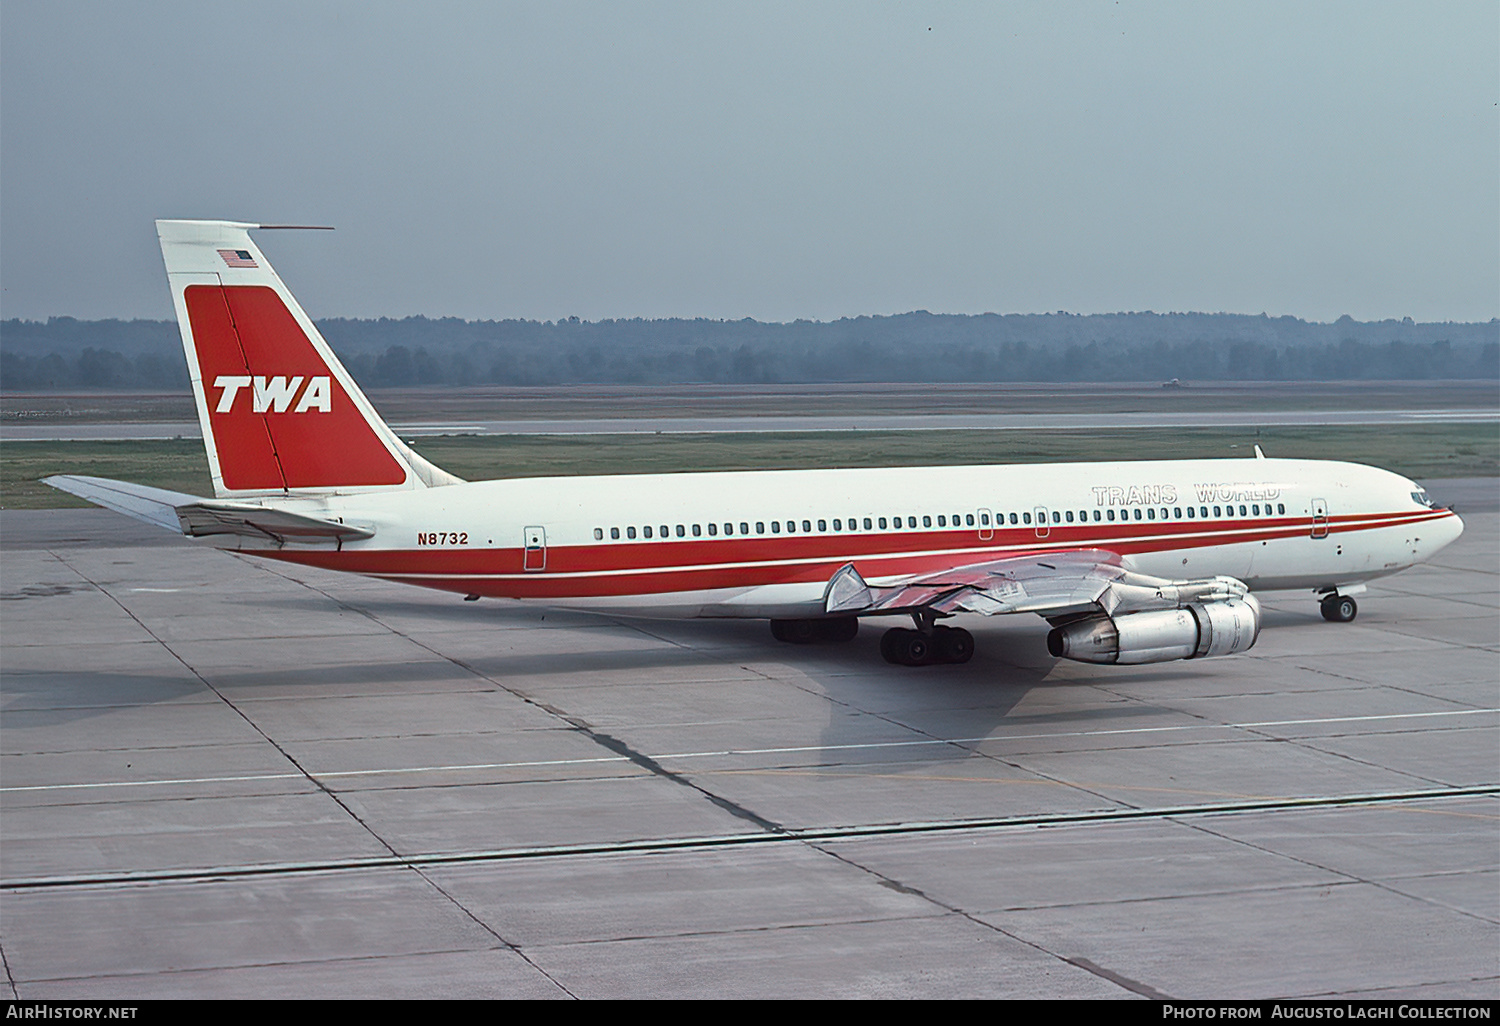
5;785;1491;891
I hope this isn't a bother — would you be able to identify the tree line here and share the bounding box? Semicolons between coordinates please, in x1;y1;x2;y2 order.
3;311;1495;389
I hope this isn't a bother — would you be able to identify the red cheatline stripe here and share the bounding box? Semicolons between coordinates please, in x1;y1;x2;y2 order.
258;509;1457;600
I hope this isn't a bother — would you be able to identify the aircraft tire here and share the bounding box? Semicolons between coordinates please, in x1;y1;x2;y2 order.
770;619;818;643
879;627;905;663
933;626;974;664
1320;595;1358;623
818;617;860;643
881;628;935;666
901;632;933;666
772;617;860;644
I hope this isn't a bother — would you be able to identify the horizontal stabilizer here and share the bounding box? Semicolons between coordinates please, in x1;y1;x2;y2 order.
174;502;372;544
43;475;202;532
44;474;372;546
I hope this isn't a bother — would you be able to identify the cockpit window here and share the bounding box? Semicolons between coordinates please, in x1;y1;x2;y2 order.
1411;489;1434;508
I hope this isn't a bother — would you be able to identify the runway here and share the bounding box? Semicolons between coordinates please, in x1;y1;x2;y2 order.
1;482;1495;998
3;406;1496;441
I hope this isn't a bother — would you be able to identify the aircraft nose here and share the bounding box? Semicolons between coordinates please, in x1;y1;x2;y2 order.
1429;510;1464;555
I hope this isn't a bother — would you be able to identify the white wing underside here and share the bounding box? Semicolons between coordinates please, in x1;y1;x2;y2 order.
823;549;1250;622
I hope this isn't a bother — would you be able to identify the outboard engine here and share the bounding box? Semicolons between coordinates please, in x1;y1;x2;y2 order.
1047;595;1262;665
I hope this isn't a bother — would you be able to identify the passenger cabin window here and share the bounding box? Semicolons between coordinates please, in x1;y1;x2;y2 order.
863;518;873;530
676;525;686;537
660;525;669;538
611;527;620;539
643;526;653;538
740;522;749;534
627;526;636;539
1023;512;1032;524
756;522;765;534
707;523;717;536
692;524;702;537
804;520;813;533
833;519;843;531
965;514;975;526
922;515;932;528
771;522;780;533
817;520;827;532
594;528;604;540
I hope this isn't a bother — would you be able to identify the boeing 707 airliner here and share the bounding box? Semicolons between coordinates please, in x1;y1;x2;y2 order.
46;221;1464;667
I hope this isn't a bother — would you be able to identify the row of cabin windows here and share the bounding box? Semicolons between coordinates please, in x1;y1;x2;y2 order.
595;514;968;541
1039;502;1288;524
591;503;1289;542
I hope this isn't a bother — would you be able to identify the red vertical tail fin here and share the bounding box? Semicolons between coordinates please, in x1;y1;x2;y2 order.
157;220;460;497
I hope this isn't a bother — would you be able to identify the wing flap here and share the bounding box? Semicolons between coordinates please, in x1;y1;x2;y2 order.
825;549;1247;620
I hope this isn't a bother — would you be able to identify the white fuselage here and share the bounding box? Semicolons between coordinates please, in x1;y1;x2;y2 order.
254;456;1463;619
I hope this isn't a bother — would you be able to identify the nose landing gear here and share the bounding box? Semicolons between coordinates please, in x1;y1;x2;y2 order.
1320;594;1358;622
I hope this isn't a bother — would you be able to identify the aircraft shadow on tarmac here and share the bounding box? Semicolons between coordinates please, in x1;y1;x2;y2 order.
215;590;1227;769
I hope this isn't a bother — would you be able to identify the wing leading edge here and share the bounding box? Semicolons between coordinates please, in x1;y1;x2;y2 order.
823;550;1261;665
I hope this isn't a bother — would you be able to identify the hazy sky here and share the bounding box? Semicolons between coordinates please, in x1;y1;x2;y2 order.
2;1;1496;323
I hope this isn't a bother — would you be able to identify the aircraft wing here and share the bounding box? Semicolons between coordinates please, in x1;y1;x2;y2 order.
43;475;372;546
823;549;1249;622
43;475;201;532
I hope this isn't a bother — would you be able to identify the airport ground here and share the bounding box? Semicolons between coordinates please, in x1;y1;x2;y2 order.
3;426;1497;508
0;479;1494;998
4;380;1497;424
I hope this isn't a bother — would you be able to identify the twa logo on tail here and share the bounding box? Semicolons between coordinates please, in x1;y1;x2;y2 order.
178;280;411;492
213;375;332;414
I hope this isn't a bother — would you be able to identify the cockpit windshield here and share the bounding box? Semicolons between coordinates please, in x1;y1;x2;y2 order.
1411;489;1435;508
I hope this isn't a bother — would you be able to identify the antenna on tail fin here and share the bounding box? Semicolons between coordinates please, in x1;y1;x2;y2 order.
156;220;462;499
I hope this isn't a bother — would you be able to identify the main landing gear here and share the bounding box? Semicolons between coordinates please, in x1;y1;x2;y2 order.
879;612;974;666
1320;593;1358;623
769;617;860;644
767;612;974;665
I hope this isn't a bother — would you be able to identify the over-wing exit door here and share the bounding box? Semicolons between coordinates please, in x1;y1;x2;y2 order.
1311;499;1328;539
523;526;547;570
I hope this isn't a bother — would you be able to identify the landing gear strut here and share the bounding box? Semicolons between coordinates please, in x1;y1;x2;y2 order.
1320;594;1358;623
879;612;974;666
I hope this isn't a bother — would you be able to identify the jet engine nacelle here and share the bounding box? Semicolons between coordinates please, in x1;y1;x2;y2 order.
1047;595;1261;665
